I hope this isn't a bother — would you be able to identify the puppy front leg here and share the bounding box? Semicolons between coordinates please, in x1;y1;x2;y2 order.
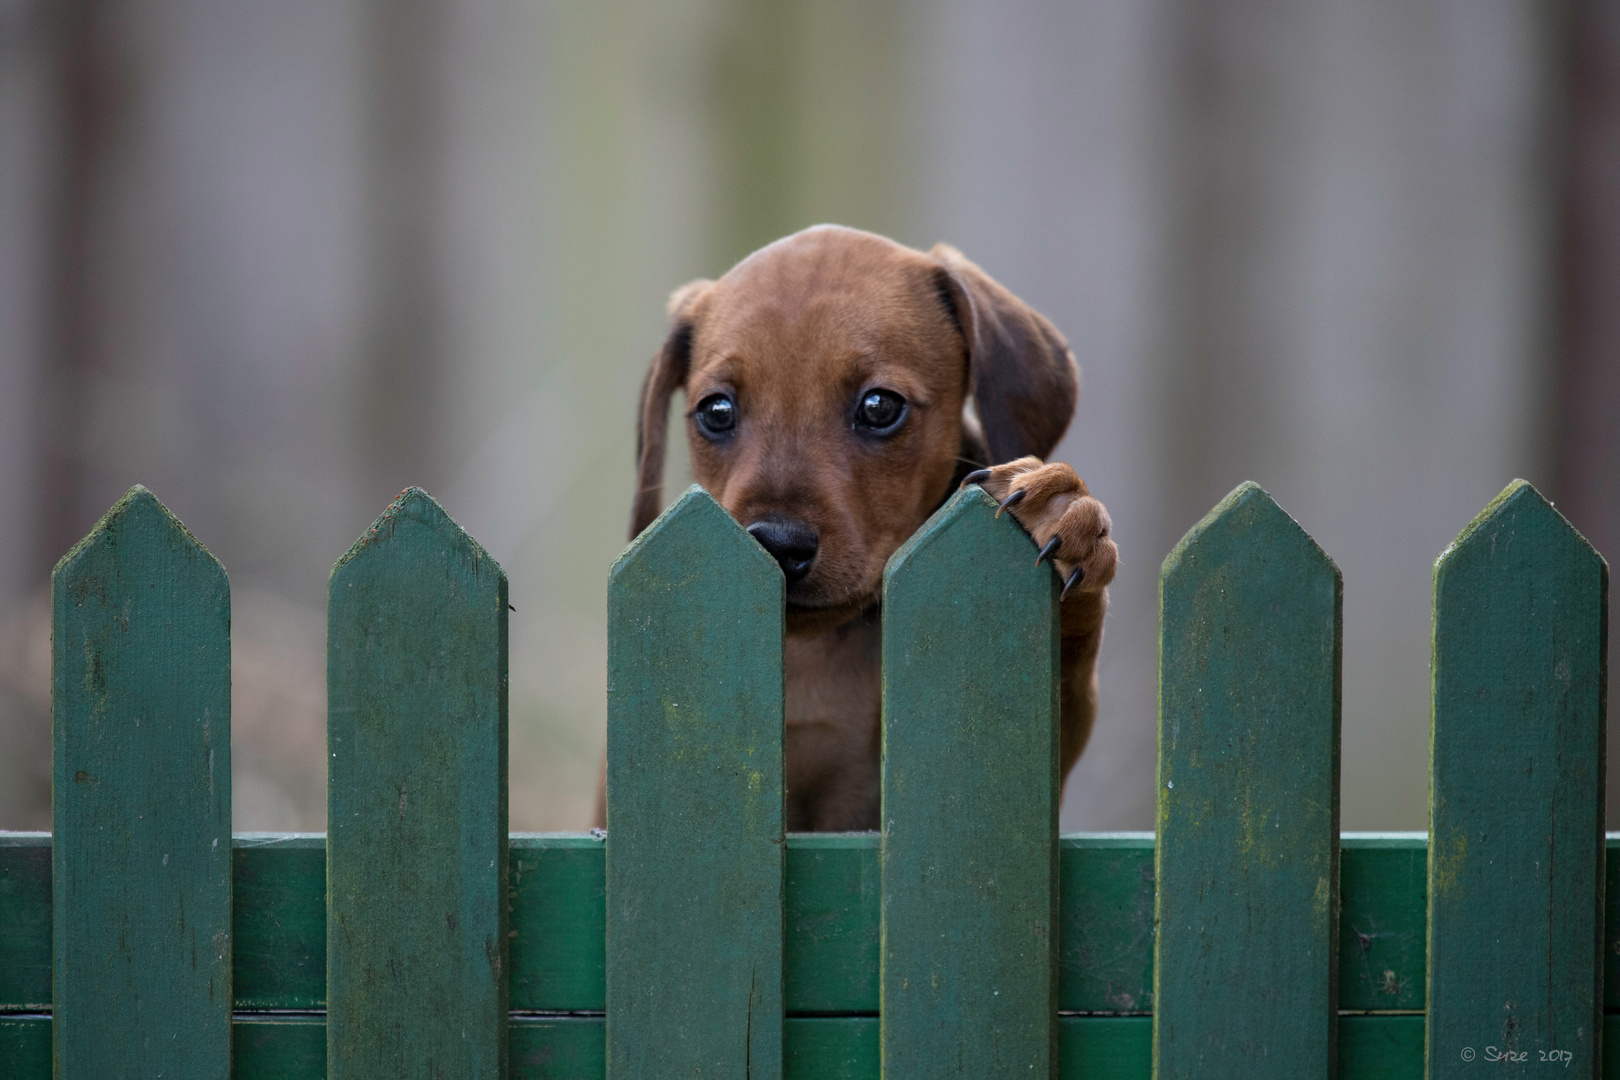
964;457;1118;781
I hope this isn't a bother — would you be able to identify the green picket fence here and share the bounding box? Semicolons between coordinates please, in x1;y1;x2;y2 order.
0;478;1607;1078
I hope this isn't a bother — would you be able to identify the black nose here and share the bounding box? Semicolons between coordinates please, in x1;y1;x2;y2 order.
746;518;819;585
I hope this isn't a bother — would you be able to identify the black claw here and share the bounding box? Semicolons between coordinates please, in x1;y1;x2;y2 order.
995;488;1027;518
960;468;992;489
1035;536;1062;567
1061;565;1085;600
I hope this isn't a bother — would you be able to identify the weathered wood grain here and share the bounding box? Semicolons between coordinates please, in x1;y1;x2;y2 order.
881;486;1060;1077
1155;482;1342;1079
52;486;233;1077
1428;480;1608;1079
327;488;509;1078
605;486;785;1079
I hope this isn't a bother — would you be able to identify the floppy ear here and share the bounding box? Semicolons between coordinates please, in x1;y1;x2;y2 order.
630;279;712;539
930;243;1078;463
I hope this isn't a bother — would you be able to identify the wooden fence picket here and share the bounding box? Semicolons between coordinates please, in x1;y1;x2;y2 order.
326;488;509;1078
880;485;1060;1078
51;485;233;1076
605;485;785;1080
1427;481;1608;1079
4;474;1614;1080
1155;482;1342;1079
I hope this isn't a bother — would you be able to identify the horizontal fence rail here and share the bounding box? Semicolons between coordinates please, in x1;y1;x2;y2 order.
12;833;1620;1077
0;478;1607;1080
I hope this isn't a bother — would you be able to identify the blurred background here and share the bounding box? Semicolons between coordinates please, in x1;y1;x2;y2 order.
0;0;1615;833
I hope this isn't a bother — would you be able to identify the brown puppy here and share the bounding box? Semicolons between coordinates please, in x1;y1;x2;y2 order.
608;224;1117;831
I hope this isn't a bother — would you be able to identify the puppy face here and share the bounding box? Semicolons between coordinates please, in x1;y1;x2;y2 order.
632;226;1079;635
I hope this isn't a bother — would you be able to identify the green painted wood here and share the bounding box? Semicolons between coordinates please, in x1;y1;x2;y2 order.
785;833;881;1013
0;832;1508;1039
516;1018;879;1080
1428;481;1608;1079
52;485;233;1076
1062;1016;1153;1076
0;832;1464;1016
0;833;50;1011
1607;834;1620;1010
1338;835;1426;1012
233;835;325;1010
512;1017;607;1078
234;1016;325;1077
605;486;785;1079
0;1016;50;1076
786;1017;879;1079
1338;1015;1422;1079
511;834;605;1012
1155;482;1342;1079
0;1014;1470;1080
881;486;1060;1077
1060;834;1156;1013
327;488;509;1078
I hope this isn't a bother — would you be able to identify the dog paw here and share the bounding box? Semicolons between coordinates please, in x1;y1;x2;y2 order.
962;457;1117;597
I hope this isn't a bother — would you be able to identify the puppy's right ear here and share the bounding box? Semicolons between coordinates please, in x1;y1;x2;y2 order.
630;279;712;539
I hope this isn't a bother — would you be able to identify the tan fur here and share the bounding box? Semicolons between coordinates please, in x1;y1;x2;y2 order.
599;225;1117;831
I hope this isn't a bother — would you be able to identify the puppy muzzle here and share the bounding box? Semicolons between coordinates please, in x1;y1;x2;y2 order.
745;517;819;586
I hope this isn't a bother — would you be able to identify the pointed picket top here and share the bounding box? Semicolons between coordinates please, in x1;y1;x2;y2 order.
884;483;1045;582
54;483;223;583
53;484;232;1077
606;483;786;1080
1161;479;1338;587
1428;479;1607;1080
610;483;781;589
331;485;501;584
880;484;1060;1078
327;485;509;1078
1156;481;1342;1080
1435;477;1606;581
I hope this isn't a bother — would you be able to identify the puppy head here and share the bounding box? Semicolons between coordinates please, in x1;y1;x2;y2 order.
633;225;1077;634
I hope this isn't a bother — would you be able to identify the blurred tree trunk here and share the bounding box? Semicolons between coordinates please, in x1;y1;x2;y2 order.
1557;0;1620;824
360;0;449;502
705;0;913;270
37;0;116;577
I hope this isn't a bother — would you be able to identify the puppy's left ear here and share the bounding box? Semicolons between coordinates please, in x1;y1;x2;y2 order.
630;279;713;539
930;243;1078;463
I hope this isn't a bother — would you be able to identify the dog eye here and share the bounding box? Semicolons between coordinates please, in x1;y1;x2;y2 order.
694;393;736;436
855;390;906;434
